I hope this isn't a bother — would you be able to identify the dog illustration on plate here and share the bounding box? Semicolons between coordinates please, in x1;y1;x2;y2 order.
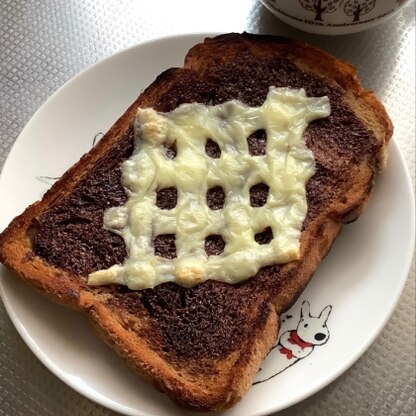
254;301;332;384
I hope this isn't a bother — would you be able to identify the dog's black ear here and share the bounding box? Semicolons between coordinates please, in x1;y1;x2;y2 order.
300;301;310;319
319;305;332;323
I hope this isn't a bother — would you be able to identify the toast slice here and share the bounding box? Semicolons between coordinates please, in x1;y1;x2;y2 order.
0;33;392;411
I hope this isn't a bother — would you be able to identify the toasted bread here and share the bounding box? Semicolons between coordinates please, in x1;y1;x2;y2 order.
0;33;392;411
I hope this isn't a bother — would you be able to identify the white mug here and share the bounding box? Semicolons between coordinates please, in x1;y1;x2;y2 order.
261;0;410;35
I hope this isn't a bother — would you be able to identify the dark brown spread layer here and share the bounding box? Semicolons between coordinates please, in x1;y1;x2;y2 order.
111;281;271;365
33;47;380;365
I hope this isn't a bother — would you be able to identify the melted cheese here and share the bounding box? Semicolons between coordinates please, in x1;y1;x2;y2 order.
88;87;330;290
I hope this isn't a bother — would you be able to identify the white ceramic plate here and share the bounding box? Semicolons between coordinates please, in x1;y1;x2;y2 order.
0;34;414;416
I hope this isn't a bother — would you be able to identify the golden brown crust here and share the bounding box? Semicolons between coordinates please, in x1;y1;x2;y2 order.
0;33;392;411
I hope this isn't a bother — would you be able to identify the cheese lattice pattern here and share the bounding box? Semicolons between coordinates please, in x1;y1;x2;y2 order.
88;87;330;289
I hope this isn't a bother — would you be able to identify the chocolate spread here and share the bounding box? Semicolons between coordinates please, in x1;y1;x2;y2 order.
33;51;379;364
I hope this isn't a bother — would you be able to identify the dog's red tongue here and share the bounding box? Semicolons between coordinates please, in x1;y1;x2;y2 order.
288;330;314;349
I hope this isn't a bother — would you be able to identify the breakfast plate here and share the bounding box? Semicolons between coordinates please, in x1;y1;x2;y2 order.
0;33;414;416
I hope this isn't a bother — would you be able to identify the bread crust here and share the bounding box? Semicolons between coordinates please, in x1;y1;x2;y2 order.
0;33;392;411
